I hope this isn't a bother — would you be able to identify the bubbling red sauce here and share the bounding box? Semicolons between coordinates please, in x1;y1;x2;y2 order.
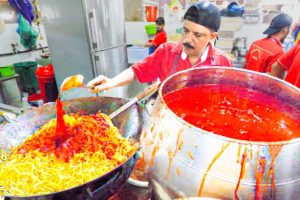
163;84;300;142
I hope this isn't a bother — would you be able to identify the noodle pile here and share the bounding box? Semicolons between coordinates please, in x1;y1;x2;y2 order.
0;112;138;196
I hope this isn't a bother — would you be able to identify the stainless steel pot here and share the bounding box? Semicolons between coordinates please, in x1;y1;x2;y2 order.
141;67;300;199
0;96;148;200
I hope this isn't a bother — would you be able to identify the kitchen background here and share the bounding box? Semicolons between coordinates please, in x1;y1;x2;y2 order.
0;0;300;109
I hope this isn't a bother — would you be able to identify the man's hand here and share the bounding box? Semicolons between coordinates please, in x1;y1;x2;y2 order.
87;75;116;93
87;68;136;93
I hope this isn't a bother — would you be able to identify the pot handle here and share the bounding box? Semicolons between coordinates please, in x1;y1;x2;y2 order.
85;170;122;199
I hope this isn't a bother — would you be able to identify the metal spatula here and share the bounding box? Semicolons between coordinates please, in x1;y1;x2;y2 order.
109;81;159;119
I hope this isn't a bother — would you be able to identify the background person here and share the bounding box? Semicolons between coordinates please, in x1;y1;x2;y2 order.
144;17;167;53
243;13;292;73
270;40;300;88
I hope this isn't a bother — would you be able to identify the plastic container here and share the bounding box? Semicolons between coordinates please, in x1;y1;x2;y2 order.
35;64;58;103
13;61;38;89
145;24;156;35
0;65;15;77
20;97;32;112
127;46;149;64
145;6;157;22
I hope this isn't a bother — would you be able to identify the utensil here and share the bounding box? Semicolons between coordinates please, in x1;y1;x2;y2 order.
60;74;94;92
109;81;159;119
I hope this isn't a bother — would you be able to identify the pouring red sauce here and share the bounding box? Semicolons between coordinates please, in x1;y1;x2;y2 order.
163;84;300;142
55;97;68;147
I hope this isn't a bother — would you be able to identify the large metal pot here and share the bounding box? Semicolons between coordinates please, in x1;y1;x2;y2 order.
141;67;300;199
0;96;148;200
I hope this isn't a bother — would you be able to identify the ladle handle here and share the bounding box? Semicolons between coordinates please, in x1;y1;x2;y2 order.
136;81;159;101
109;82;159;119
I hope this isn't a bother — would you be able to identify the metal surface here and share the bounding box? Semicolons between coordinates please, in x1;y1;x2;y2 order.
0;103;22;115
141;67;300;199
39;0;128;95
109;82;159;119
91;45;132;98
0;96;148;200
39;0;94;87
83;0;126;52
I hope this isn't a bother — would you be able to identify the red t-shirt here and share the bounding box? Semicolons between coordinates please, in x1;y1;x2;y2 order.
132;42;232;83
245;36;284;73
152;29;167;48
277;41;300;88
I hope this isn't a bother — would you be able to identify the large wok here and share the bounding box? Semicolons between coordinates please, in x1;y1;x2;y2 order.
0;96;148;200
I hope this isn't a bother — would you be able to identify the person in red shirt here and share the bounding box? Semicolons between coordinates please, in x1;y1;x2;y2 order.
144;17;167;53
270;41;300;88
243;13;292;73
87;1;231;92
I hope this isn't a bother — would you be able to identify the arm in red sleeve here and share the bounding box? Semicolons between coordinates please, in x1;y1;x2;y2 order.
131;44;165;83
277;44;297;70
266;51;284;72
270;62;286;79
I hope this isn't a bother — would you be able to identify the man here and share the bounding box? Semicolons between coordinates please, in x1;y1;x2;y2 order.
243;13;292;73
87;1;231;92
144;17;167;52
270;41;300;88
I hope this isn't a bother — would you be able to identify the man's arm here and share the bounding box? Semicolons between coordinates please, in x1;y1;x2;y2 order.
87;67;135;92
270;62;286;79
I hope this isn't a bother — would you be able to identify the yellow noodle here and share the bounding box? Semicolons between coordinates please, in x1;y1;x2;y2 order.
0;112;137;196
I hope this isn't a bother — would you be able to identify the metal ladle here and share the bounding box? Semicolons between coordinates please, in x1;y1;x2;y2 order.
60;74;92;92
60;74;159;118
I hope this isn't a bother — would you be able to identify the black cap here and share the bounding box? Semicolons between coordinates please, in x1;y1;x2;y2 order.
184;1;221;32
263;13;292;35
155;17;165;25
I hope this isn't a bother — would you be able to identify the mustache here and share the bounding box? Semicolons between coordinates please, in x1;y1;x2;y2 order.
183;42;194;49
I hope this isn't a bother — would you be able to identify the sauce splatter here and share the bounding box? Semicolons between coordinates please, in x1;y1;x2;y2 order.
197;143;230;196
163;85;300;142
255;155;267;199
234;147;247;199
187;151;194;160
150;145;159;167
176;167;181;176
266;145;283;197
149;121;161;167
166;130;183;178
237;144;242;163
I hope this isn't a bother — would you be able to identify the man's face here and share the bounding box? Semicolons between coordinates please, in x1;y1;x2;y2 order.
181;20;217;57
156;23;164;32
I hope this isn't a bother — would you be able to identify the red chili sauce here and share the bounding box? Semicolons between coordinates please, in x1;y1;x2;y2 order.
163;84;300;142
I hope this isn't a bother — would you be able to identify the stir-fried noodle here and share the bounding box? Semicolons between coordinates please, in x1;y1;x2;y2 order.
0;112;137;196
